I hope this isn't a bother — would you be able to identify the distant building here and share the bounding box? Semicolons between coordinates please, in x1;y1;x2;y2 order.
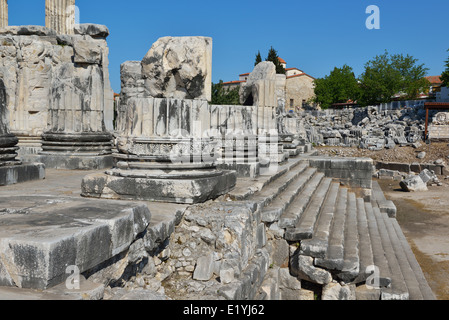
285;72;316;112
426;75;443;97
223;57;316;112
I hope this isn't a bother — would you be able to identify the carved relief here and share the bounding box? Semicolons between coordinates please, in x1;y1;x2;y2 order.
433;112;449;125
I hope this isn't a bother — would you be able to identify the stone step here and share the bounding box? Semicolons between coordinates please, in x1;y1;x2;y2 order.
250;161;309;208
354;198;374;284
337;192;360;283
284;177;333;241
278;172;325;229
314;187;348;271
278;167;435;300
0;286;79;300
228;158;305;200
375;205;424;300
373;202;435;300
364;201;393;289
389;218;436;300
261;167;317;223
370;205;409;300
0;275;105;300
371;180;397;218
0;195;151;291
299;182;340;258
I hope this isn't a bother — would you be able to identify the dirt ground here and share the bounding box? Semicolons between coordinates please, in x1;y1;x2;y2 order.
316;142;449;165
316;143;449;300
378;180;449;300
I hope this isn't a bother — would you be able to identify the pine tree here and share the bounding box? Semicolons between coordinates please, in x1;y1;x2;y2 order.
255;51;262;66
265;47;286;74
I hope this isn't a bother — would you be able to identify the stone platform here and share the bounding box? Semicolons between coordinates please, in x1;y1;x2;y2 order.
0;162;45;186
81;168;236;204
0;169;187;296
0;195;151;290
33;154;113;170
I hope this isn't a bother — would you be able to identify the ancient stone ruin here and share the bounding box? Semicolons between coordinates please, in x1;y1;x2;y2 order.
0;0;438;301
429;111;449;140
81;36;237;204
0;77;45;186
0;0;114;169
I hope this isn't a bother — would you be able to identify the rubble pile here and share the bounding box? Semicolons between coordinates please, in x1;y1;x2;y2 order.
301;105;430;151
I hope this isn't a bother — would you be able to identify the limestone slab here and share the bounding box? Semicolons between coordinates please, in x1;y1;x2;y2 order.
81;170;236;204
0;195;151;290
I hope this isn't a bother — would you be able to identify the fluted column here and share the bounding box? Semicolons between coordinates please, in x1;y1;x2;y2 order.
40;63;113;169
81;96;237;204
0;78;45;185
0;78;20;166
0;0;7;29
45;0;75;34
210;104;260;177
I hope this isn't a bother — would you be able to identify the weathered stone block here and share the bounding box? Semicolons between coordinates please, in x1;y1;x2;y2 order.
400;175;428;192
0;163;45;186
74;24;109;39
322;282;356;300
0;196;151;290
81;169;236;204
142;36;212;101
193;253;215;281
73;39;102;64
290;254;332;285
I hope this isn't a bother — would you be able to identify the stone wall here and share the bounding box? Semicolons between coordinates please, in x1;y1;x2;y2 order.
286;75;315;112
0;24;114;162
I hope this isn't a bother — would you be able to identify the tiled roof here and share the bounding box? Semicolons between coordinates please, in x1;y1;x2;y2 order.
287;73;315;80
278;57;286;64
223;80;246;85
426;76;443;85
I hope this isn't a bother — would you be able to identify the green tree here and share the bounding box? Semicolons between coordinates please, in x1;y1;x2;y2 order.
265;46;286;74
210;81;240;105
359;51;430;106
312;65;361;109
255;51;262;66
441;49;449;87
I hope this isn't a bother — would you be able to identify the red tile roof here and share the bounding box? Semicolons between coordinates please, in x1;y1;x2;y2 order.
223;80;246;85
287;73;315;80
426;76;443;85
278;57;286;64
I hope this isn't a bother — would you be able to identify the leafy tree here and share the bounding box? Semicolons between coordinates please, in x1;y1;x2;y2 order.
210;80;240;105
312;65;361;109
265;46;286;75
359;50;430;106
441;49;449;87
255;51;262;66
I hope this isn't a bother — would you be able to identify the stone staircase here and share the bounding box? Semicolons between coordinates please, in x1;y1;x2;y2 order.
232;157;436;300
0;152;436;300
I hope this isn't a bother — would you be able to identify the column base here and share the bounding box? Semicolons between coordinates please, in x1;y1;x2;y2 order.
216;161;260;178
0;162;45;186
37;132;114;170
34;154;113;170
14;134;43;161
217;134;260;178
81;169;236;204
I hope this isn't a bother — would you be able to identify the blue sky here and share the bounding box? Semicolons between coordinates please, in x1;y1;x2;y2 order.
8;0;449;93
